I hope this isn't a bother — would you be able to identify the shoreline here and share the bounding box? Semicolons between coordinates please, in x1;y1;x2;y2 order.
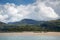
0;32;60;36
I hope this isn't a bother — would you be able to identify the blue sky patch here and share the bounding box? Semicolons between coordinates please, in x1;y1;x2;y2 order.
0;0;36;5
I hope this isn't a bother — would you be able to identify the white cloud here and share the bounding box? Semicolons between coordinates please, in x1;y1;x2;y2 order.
0;3;31;23
0;0;59;23
26;1;59;21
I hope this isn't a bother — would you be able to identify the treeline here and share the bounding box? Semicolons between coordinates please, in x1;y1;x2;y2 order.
0;24;60;32
0;19;60;32
0;25;43;32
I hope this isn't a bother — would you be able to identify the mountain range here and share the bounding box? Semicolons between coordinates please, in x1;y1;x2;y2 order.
8;19;45;25
0;19;60;32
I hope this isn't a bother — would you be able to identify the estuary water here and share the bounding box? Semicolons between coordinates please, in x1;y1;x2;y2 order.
0;36;60;40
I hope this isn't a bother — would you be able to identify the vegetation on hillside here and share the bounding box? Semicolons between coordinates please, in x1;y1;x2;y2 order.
0;19;60;32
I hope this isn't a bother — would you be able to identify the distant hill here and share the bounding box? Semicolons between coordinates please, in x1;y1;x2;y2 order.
0;22;6;27
41;19;60;32
8;19;45;25
0;19;60;32
41;19;60;27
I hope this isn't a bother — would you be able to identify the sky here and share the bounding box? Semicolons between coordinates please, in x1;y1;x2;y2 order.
0;0;36;5
0;0;60;23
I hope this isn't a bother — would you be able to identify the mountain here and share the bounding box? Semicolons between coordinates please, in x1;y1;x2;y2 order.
40;19;60;32
0;19;60;32
0;22;6;27
8;19;45;25
0;22;7;31
41;19;60;27
8;19;60;27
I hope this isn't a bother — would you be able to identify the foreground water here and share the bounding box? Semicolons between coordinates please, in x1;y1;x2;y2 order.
0;36;60;40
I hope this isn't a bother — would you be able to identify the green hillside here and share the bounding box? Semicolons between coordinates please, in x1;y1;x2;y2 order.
0;19;60;32
41;19;60;32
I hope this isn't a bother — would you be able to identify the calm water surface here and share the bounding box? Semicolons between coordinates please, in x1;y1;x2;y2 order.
0;36;60;40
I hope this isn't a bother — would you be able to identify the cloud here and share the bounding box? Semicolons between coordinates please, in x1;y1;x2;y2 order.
0;3;30;22
26;2;59;21
0;0;59;23
40;0;60;15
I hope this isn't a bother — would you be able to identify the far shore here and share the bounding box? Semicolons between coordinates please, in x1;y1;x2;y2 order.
0;32;60;36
